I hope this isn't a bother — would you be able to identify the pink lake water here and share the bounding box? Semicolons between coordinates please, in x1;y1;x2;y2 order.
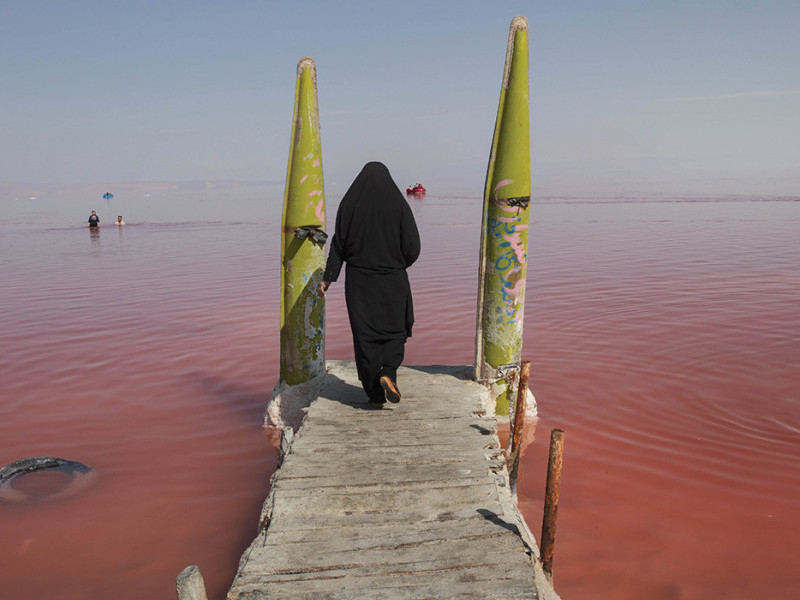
1;186;798;599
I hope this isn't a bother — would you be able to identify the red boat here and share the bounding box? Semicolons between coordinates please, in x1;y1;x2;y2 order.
406;184;426;195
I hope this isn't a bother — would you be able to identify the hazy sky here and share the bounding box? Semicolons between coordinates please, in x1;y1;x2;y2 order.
2;1;798;195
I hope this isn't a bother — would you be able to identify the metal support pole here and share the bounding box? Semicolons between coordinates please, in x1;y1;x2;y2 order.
508;360;530;497
540;428;565;582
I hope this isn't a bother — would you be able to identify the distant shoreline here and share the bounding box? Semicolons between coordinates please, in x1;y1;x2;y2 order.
0;179;285;199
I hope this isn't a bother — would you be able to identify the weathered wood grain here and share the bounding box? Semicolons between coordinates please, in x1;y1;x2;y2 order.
227;361;557;600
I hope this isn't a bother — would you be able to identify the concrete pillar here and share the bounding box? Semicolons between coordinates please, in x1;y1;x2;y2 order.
280;57;327;385
475;16;531;415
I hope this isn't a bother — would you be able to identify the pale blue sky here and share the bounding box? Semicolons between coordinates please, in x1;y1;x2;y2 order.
2;1;798;195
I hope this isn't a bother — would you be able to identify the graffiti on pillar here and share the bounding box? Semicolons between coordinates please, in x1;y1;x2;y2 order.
488;179;529;326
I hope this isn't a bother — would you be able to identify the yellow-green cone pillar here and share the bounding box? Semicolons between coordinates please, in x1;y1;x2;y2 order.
475;17;531;415
280;57;326;385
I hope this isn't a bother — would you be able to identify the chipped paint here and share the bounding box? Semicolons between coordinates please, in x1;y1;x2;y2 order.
314;199;324;224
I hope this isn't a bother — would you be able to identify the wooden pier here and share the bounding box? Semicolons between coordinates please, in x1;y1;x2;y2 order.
225;361;559;600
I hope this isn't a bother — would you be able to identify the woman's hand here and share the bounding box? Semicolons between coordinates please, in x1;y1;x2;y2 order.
317;280;332;297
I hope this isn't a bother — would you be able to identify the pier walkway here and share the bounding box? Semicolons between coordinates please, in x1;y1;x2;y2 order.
226;361;558;600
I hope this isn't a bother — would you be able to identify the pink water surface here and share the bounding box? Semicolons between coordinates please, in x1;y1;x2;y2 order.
1;188;798;599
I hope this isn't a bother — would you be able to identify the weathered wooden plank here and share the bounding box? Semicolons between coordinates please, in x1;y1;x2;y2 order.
232;561;538;593
275;467;504;487
290;427;497;445
285;445;499;459
290;433;494;445
267;490;502;528
271;481;500;507
257;515;524;549
276;455;498;476
273;472;505;493
273;455;505;472
292;420;489;433
232;566;538;600
241;532;532;576
265;501;512;532
301;408;488;422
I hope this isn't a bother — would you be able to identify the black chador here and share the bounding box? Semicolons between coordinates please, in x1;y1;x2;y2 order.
323;162;421;403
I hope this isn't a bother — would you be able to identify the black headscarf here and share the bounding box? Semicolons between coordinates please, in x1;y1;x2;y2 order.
323;161;420;281
322;162;421;400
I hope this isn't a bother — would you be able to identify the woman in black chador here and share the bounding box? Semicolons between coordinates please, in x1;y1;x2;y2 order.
318;162;421;405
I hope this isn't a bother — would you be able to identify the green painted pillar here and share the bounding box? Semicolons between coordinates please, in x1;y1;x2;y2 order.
280;57;326;385
475;17;531;415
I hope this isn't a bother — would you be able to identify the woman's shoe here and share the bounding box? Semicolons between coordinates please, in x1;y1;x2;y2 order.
380;376;401;403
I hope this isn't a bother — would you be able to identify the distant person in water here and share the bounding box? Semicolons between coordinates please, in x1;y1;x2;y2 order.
318;161;421;406
115;216;125;226
88;211;100;227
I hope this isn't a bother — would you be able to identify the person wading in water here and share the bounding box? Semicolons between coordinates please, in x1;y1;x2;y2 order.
318;161;421;406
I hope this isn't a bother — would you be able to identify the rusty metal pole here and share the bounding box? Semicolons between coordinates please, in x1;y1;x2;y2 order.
508;360;530;497
540;428;565;582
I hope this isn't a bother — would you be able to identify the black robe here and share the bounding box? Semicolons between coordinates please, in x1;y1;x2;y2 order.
323;162;421;401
